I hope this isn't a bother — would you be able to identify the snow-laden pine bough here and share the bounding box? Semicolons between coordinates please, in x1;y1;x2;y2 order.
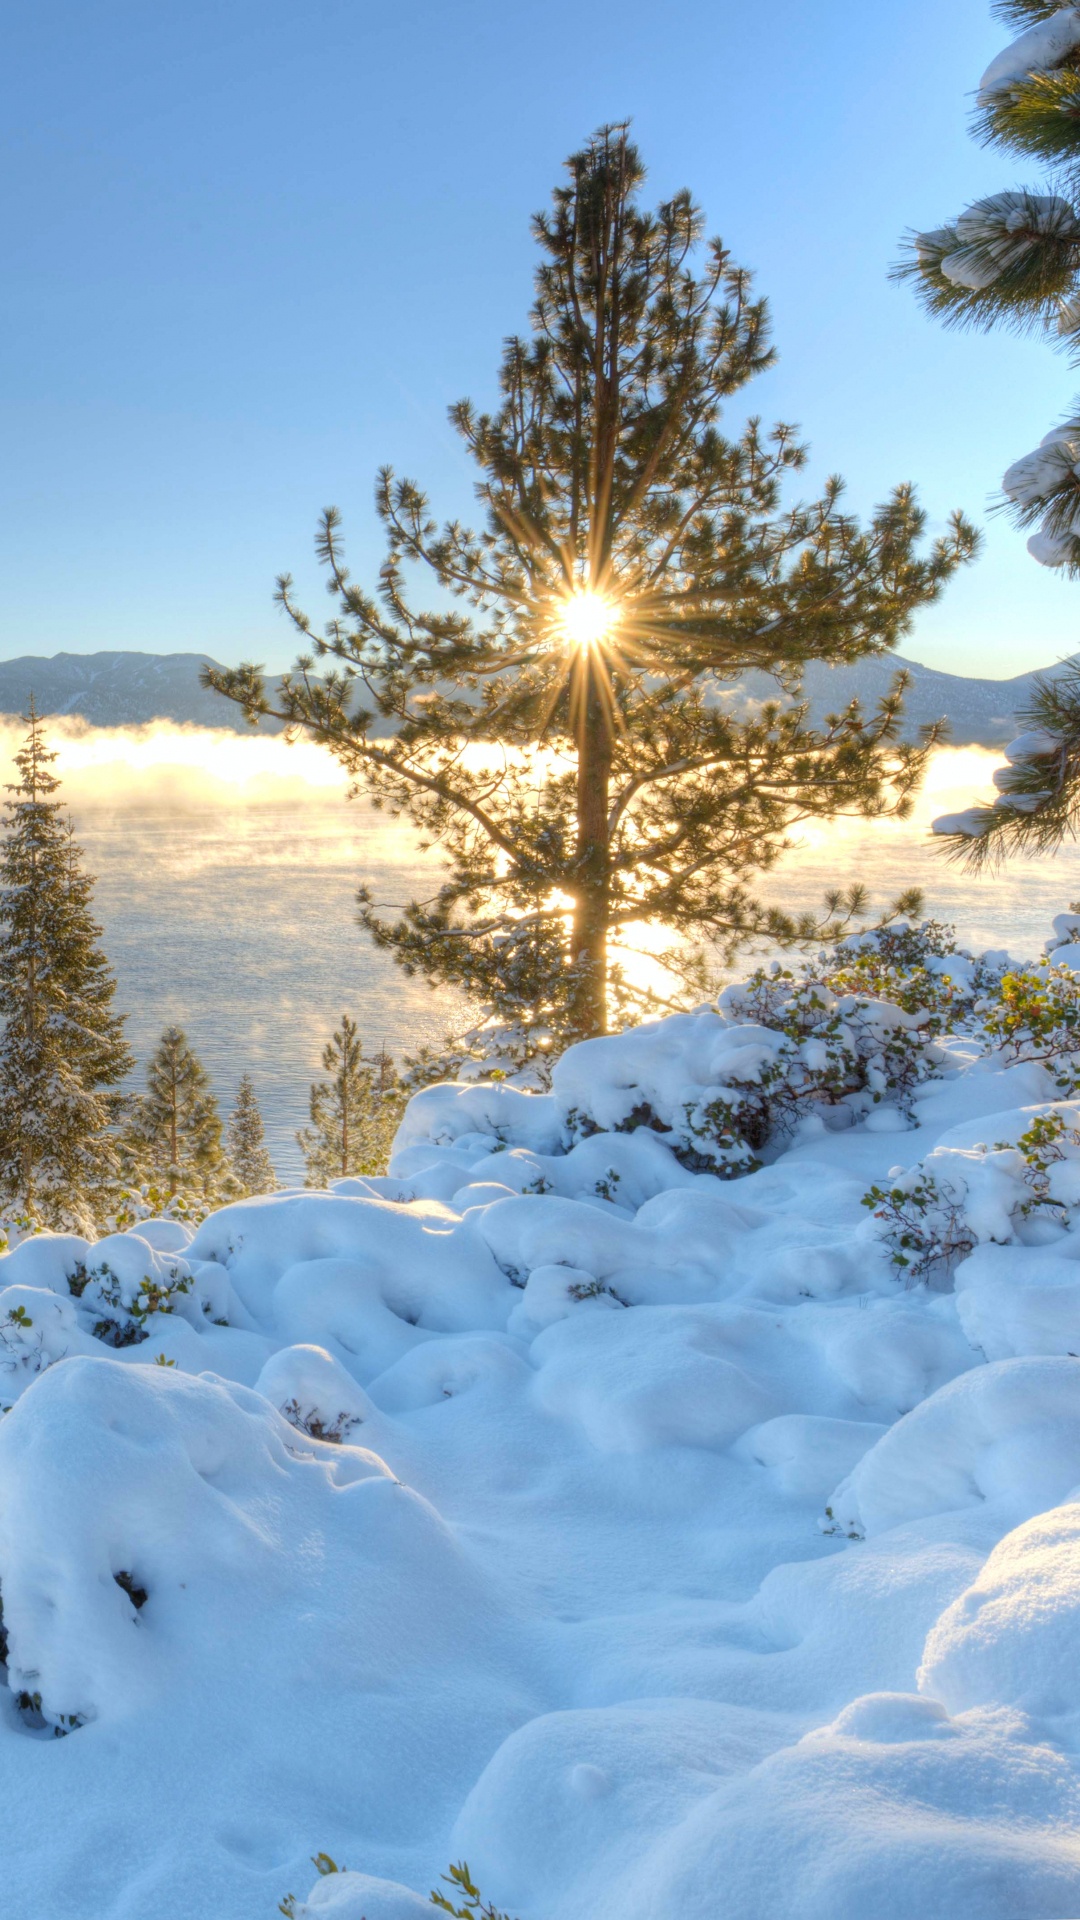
899;2;1080;874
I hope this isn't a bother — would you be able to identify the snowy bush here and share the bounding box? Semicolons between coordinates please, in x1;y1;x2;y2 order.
278;1853;346;1918
864;1105;1080;1283
67;1248;194;1348
979;956;1080;1092
432;1862;519;1920
280;1857;518;1920
551;920;978;1179
256;1346;373;1444
406;1009;560;1096
861;1166;979;1286
717;949;952;1129
0;1298;72;1411
108;1178;225;1233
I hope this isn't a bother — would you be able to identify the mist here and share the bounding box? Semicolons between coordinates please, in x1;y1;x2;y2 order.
0;717;350;811
0;715;1011;828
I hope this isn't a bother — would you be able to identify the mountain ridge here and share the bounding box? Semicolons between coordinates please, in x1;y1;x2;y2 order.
0;647;1060;747
0;651;284;733
731;652;1054;747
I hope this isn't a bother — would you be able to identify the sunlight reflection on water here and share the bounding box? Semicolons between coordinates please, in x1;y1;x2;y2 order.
761;746;1080;956
17;722;1080;1183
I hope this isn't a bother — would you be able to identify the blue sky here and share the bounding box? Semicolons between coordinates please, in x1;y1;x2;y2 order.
2;0;1076;678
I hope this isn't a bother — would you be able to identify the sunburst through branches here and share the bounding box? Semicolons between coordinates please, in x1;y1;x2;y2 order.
549;586;625;744
556;590;617;652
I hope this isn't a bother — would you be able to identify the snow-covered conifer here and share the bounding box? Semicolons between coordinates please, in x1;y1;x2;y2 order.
125;1026;235;1201
227;1072;277;1195
298;1016;402;1183
0;707;133;1229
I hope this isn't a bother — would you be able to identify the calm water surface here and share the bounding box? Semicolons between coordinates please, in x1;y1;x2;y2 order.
75;797;455;1182
52;738;1080;1183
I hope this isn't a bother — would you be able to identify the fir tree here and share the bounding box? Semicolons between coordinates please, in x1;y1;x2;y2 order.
227;1073;277;1195
208;125;976;1039
298;1016;402;1183
898;4;1080;867
0;707;133;1228
125;1026;234;1200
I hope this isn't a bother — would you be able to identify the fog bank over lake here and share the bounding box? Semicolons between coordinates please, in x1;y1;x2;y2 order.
762;745;1080;956
7;723;1077;1181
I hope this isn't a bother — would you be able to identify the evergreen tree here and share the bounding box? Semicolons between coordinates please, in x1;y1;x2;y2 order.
899;4;1080;867
208;125;976;1039
900;2;1080;574
0;707;133;1228
227;1072;277;1194
125;1026;234;1200
298;1016;402;1183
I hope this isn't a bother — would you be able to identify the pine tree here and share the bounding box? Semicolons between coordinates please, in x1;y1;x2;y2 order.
898;4;1080;867
227;1073;277;1195
900;1;1080;576
0;707;133;1228
207;125;976;1040
125;1026;235;1200
298;1016;403;1184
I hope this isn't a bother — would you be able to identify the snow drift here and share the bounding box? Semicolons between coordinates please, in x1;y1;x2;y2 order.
5;919;1080;1915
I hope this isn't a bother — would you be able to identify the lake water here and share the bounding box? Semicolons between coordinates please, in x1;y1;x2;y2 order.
76;798;457;1183
13;724;1080;1182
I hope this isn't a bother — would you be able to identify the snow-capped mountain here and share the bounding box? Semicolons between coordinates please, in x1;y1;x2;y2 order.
727;653;1056;746
0;651;285;731
0;647;1060;745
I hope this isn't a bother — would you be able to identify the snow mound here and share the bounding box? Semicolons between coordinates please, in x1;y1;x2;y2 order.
922;1499;1080;1726
633;1699;1080;1920
10;914;1080;1913
294;1871;431;1918
450;1689;1080;1920
531;1305;781;1454
0;1356;397;1729
954;1240;1080;1359
255;1343;376;1441
828;1357;1080;1538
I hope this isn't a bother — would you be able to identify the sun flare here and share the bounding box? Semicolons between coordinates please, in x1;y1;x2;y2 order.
558;590;617;651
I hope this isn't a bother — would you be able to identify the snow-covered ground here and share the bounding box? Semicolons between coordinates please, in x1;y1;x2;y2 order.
5;924;1080;1916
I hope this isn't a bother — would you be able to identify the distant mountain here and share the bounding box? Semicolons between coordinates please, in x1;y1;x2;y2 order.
717;654;1056;748
0;651;276;732
0;647;1061;747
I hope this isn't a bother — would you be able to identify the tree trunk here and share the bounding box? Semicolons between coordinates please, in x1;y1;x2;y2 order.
569;662;612;1039
169;1074;179;1195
